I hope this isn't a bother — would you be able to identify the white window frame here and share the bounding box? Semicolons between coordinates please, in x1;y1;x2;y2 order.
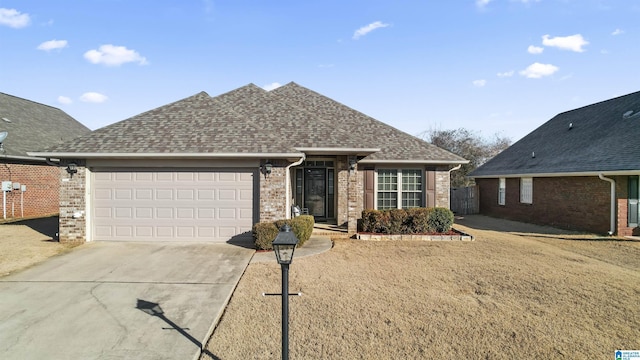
520;177;533;204
375;168;424;210
498;178;506;205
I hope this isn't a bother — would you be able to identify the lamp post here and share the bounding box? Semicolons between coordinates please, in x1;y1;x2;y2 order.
272;224;299;360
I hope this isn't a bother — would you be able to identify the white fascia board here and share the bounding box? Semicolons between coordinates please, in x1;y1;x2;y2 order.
294;147;381;156
359;159;469;164
26;152;303;159
471;170;640;178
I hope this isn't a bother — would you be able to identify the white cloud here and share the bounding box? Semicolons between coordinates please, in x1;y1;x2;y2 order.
527;45;544;54
542;34;589;52
57;96;72;105
497;70;515;78
0;8;30;28
37;39;68;51
476;0;493;8
352;21;389;40
80;92;108;103
84;44;148;66
263;82;282;91
473;79;487;87
519;62;559;78
611;28;624;36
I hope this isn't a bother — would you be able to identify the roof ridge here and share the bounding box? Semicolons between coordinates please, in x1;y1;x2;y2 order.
0;92;69;113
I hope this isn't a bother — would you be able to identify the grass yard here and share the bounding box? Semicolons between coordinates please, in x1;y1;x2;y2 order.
202;215;640;359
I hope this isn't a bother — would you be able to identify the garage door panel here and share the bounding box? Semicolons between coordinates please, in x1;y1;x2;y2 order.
92;169;255;242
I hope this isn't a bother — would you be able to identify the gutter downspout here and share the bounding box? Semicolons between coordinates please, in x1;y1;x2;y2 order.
447;164;463;210
45;158;61;166
285;154;306;219
598;173;616;236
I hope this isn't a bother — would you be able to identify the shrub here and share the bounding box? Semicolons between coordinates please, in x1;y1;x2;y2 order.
360;207;454;234
406;207;430;234
427;207;454;233
274;215;315;247
388;209;408;234
253;222;279;250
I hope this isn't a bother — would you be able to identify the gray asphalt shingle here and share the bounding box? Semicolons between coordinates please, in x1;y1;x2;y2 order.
0;93;90;158
471;90;640;177
40;83;466;163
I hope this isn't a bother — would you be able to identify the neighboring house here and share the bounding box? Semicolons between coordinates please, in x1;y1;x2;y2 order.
0;93;90;220
29;82;467;243
470;91;640;236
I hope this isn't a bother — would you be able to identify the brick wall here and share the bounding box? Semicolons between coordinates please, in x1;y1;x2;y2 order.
0;162;61;220
59;165;86;243
477;176;617;234
259;160;287;222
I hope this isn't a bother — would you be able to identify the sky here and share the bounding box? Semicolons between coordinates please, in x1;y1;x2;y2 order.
1;0;639;143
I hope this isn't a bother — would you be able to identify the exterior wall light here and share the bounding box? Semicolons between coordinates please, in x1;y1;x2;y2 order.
261;161;273;178
66;163;78;178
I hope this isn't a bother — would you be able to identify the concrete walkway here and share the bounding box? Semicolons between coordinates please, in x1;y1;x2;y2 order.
0;241;254;360
250;235;333;263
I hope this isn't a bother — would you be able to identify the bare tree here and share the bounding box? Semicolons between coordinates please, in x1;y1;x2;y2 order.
421;128;511;188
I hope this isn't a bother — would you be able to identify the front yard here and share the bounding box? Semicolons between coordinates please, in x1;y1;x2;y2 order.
202;215;640;359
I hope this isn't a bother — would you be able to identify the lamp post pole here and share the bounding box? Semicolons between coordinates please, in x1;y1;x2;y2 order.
271;224;299;360
281;262;290;360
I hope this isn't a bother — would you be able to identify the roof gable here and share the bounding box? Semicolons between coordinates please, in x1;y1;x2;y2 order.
37;83;467;164
471;90;640;177
0;93;90;158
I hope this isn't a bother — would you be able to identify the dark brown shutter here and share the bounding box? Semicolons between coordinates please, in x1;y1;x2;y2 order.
425;168;436;208
364;168;375;209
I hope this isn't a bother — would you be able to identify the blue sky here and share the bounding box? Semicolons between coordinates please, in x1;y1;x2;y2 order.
1;0;638;142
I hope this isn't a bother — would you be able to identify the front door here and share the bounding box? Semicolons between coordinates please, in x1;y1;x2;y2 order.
304;169;326;218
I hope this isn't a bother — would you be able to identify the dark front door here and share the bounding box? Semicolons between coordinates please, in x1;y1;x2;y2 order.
304;169;326;218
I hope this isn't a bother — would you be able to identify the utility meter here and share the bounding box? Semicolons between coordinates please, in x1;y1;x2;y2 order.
1;181;12;191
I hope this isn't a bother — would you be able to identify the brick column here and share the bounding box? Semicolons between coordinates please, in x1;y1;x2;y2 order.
259;160;288;222
59;164;87;243
347;155;362;235
435;166;451;209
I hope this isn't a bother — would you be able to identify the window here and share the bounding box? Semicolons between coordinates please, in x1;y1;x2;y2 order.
498;178;506;205
520;178;533;204
629;176;639;227
377;169;423;210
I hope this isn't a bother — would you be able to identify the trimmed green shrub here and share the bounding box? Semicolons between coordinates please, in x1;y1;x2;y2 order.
253;222;279;250
427;207;454;233
388;208;408;234
406;207;430;234
274;215;315;247
360;207;454;234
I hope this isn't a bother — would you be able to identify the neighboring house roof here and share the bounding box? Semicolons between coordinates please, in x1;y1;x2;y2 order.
471;90;640;178
31;82;467;164
0;92;90;161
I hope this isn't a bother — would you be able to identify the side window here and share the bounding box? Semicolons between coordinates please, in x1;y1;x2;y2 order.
520;178;533;204
498;178;506;205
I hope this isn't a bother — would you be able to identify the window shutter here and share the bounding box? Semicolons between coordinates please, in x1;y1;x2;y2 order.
425;169;436;208
364;168;375;209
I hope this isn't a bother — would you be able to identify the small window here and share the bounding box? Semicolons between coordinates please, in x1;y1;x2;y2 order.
520;178;533;204
498;178;506;205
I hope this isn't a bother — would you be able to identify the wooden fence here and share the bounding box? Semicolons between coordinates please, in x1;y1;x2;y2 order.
450;186;479;215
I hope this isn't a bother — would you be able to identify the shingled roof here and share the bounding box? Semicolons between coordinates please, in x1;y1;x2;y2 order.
32;82;466;164
471;90;640;177
0;92;90;160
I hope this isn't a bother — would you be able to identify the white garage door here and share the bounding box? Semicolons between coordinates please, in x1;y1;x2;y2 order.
91;169;256;242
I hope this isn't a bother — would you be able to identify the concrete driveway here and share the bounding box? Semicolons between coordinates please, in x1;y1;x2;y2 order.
0;241;254;360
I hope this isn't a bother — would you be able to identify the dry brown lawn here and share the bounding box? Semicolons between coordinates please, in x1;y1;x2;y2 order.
0;216;78;277
203;215;640;359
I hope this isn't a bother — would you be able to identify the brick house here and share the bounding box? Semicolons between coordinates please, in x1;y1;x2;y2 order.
0;93;90;220
470;91;640;236
30;82;467;243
